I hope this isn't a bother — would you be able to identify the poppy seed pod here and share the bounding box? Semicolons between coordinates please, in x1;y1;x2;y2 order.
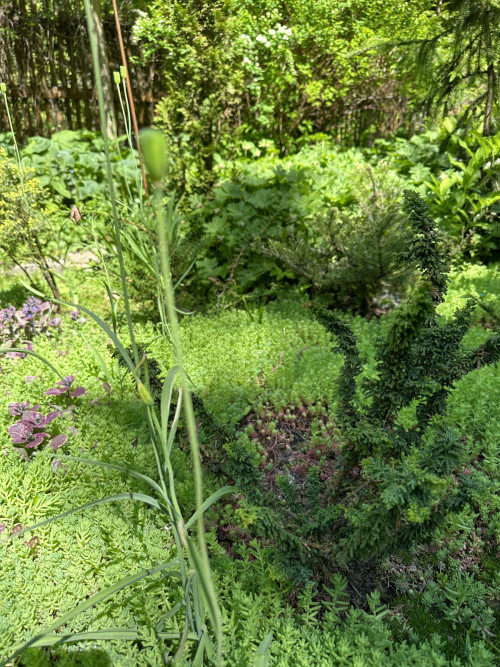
137;381;154;406
139;128;169;182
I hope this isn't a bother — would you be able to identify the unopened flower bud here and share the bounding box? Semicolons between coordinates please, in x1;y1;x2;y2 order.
137;381;154;405
140;128;169;182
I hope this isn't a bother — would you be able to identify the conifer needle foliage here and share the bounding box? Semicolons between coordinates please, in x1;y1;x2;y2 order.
313;190;500;560
224;191;500;574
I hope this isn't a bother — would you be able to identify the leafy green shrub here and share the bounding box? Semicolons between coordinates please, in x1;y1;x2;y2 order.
424;130;500;262
1;130;141;210
132;0;432;191
189;145;410;309
372;123;500;261
0;130;198;312
258;163;412;312
0;147;61;299
313;192;500;560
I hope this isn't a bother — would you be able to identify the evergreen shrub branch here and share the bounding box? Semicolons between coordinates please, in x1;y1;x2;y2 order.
221;191;500;574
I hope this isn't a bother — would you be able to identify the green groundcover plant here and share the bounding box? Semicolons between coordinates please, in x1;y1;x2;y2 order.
1;290;498;665
199;192;500;586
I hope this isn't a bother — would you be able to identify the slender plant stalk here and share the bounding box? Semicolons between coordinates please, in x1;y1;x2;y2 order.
82;0;139;368
114;73;143;207
1;87;24;189
151;181;223;663
111;0;149;202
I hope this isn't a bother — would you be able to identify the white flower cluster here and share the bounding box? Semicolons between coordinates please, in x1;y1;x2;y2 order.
239;24;292;49
256;34;271;47
131;11;148;43
484;158;500;170
275;23;293;39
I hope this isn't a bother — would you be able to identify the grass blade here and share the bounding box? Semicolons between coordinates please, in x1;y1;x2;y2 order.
167;388;182;457
0;347;64;381
35;452;168;502
79;330;115;387
160;364;181;441
186;538;222;659
19;629;198;648
18;283;135;374
4;561;181;663
192;628;208;667
185;487;235;530
1;493;168;544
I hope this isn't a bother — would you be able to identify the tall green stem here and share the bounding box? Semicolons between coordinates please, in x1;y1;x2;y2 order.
151;183;222;663
82;0;139;367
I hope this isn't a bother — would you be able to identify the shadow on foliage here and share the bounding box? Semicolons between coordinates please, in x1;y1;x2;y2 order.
19;646;111;666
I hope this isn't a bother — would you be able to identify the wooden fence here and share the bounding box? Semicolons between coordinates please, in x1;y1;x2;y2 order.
0;1;414;147
0;0;162;141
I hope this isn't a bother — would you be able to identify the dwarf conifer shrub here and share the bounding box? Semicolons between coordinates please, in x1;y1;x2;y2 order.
220;191;500;575
314;191;500;561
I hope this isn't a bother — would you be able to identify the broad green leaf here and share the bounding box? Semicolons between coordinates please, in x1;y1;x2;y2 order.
448;156;466;172
51;177;72;198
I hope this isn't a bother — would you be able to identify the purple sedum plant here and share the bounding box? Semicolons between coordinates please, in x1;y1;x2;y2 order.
22;410;60;428
8;421;50;448
7;406;68;453
8;401;40;417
